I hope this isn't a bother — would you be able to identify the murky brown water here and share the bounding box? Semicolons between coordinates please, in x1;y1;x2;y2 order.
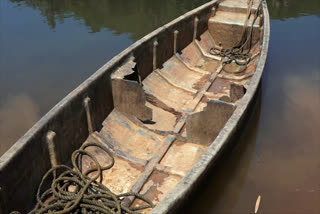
1;0;319;213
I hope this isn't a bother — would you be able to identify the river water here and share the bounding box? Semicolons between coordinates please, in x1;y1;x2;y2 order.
0;0;319;213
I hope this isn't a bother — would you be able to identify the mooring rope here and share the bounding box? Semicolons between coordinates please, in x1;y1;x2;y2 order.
11;141;154;214
209;0;263;73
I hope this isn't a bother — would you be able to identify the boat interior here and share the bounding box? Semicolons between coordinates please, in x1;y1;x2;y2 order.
81;0;264;212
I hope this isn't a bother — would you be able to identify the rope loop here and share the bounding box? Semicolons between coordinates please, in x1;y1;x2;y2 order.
11;141;154;214
209;0;263;74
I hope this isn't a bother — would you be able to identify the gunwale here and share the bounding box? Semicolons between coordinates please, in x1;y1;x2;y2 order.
0;0;270;213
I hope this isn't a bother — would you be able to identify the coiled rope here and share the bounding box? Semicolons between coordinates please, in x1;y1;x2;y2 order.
11;141;154;214
209;0;263;73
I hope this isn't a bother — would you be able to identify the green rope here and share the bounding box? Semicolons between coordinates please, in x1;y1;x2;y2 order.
11;141;154;214
210;0;263;74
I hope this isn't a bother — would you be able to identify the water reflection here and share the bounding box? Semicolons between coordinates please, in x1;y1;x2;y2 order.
9;0;320;39
10;0;209;40
268;0;320;20
0;95;40;155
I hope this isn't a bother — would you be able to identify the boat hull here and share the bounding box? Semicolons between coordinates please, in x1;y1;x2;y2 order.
0;0;269;213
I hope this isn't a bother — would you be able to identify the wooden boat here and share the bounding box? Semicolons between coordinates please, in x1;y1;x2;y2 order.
0;0;269;213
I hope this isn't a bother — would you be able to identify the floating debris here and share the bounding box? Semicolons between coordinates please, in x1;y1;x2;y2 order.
255;195;261;214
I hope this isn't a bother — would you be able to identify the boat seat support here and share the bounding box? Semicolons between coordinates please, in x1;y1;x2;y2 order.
186;100;235;145
219;83;246;103
112;57;152;121
173;30;179;54
84;97;95;134
46;131;58;178
193;17;199;41
153;40;158;70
